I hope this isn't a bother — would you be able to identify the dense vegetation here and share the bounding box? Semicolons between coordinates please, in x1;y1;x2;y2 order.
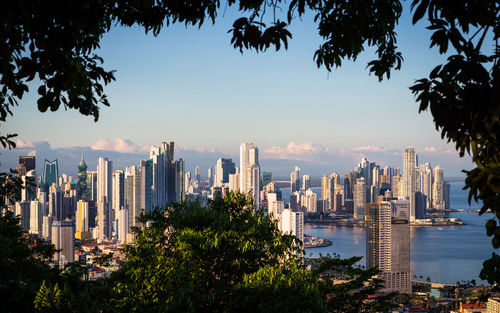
0;194;393;312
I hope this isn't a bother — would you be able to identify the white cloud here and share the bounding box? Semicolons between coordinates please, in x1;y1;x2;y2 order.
263;142;328;160
352;145;390;153
16;139;35;148
90;139;144;154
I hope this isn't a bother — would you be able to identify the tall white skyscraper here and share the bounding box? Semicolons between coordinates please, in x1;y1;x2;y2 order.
97;157;112;240
403;147;417;220
302;175;310;191
432;165;444;209
112;170;124;235
239;143;260;206
353;177;366;220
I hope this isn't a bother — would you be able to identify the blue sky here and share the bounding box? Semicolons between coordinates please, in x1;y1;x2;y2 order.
3;3;473;177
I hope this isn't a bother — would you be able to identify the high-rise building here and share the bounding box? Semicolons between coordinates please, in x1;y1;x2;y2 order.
432;165;444;209
262;172;272;187
86;171;98;201
228;168;240;193
75;200;90;240
118;206;129;244
15;201;30;231
267;193;284;220
280;209;304;243
418;163;432;209
366;201;411;294
21;170;36;202
174;159;185;202
19;155;36;172
97;199;110;241
403;147;417;220
42;159;59;188
97;157;112;206
208;167;213;187
140;159;153;213
195;166;201;184
415;192;427;219
302;175;311;192
443;181;450;210
240;143;260;206
302;189;317;213
52;219;74;267
290;166;300;193
77;154;87;200
353;178;366;220
321;174;333;212
29;200;43;236
150;145;166;207
49;185;64;221
112;169;124;220
214;158;236;186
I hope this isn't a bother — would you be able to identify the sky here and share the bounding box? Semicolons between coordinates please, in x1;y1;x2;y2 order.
2;3;474;178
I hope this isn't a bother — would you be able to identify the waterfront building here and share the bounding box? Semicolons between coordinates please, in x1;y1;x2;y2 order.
262;171;272;187
302;188;317;213
403;147;417;221
353;177;366;220
443;181;450;210
432;165;444;209
290;166;300;193
415;192;427;219
267;192;284;221
280;209;304;243
418;163;433;209
208;167;213;187
366;201;411;294
239;143;260;206
321;174;333;212
302;175;310;192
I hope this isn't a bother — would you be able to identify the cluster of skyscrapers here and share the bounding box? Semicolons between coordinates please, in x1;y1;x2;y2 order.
8;141;185;267
7;144;450;292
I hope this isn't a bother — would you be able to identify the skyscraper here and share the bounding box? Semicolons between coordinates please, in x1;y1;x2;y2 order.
290;166;300;193
19;155;36;172
214;158;236;186
240;143;260;206
403;147;417;220
353;177;366;220
262;172;272;187
42;159;59;188
302;175;311;191
52;220;74;267
432;165;444;209
97;157;112;240
280;209;304;243
112;170;125;236
195;166;201;184
366;200;411;293
77;154;87;200
75;200;90;240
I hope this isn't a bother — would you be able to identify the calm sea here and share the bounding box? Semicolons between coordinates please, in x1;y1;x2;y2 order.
281;182;495;284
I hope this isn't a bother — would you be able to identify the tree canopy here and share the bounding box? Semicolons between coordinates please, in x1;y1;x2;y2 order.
1;0;499;283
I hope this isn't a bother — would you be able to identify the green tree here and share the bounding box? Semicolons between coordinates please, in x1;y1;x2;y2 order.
0;212;59;312
108;193;392;312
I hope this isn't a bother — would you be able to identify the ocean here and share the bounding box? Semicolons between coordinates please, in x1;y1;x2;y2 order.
282;182;495;284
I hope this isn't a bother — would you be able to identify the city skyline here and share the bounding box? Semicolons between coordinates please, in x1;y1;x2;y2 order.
2;139;474;178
